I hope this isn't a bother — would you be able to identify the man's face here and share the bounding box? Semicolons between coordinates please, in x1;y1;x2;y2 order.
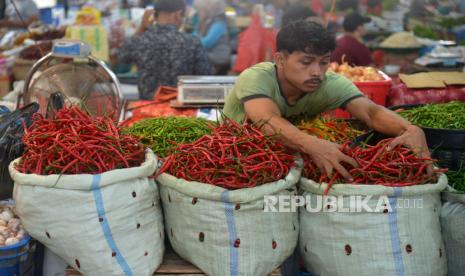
277;51;330;93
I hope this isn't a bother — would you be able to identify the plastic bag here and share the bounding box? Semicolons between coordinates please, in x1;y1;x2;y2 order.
0;103;39;200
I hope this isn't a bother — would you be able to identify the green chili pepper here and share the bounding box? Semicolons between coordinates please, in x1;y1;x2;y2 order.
399;101;465;130
123;116;214;157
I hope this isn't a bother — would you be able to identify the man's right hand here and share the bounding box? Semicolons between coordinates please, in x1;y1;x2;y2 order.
303;136;358;181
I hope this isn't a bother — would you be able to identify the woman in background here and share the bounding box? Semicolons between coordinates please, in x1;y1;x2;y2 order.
194;0;232;74
0;0;39;28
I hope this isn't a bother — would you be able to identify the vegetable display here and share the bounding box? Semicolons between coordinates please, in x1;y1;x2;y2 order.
297;117;363;144
124;116;213;158
31;30;65;41
0;205;26;247
303;138;445;195
439;16;465;29
19;41;52;60
397;101;465;130
157;118;295;190
379;32;422;48
328;62;383;82
16;107;145;175
413;25;440;40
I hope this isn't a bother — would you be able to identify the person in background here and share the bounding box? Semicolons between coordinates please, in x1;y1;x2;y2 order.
281;3;325;27
330;12;372;66
264;0;287;28
0;0;39;28
227;0;250;16
336;0;359;13
455;0;465;13
118;0;213;100
409;0;432;17
139;0;154;8
194;0;232;74
367;0;383;16
281;4;315;27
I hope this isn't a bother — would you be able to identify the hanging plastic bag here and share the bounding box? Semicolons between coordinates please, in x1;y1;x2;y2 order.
0;103;39;200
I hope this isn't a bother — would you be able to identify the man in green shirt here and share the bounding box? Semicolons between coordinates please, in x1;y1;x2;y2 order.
223;20;430;181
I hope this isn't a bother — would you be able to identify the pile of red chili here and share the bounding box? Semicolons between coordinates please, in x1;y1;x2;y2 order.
16;107;145;175
303;138;446;195
157;118;295;189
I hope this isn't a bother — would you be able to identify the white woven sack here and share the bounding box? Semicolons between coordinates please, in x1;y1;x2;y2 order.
441;190;465;276
299;175;448;276
156;158;302;276
9;149;164;276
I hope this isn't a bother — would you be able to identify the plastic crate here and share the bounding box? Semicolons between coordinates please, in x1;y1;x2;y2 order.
391;103;465;170
0;236;32;275
330;71;392;119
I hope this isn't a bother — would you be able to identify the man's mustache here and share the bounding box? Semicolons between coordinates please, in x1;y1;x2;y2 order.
304;78;322;85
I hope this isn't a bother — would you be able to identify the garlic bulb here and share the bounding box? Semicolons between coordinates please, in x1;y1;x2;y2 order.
0;205;26;247
7;218;21;233
15;229;25;240
0;226;10;237
0;210;14;222
5;237;19;246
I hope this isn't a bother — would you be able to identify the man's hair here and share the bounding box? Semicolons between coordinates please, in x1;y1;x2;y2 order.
154;0;186;13
277;20;336;55
281;4;315;27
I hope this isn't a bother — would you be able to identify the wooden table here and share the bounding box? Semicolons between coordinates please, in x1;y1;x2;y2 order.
65;247;281;276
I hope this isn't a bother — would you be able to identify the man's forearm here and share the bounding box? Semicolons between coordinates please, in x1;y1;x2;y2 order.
260;115;315;152
368;105;412;136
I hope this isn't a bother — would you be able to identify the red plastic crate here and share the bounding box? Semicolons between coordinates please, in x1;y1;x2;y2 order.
330;71;392;119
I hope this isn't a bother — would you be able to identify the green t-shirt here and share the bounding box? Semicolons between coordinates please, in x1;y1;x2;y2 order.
223;62;364;124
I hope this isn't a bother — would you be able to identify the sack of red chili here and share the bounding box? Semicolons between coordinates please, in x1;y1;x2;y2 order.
9;107;165;275
157;118;295;189
156;118;302;275
303;138;447;195
298;139;448;275
16;107;145;175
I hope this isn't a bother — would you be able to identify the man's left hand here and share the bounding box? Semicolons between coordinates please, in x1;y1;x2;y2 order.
387;125;433;175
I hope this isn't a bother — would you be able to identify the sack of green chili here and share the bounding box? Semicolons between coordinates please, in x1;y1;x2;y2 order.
440;190;465;276
9;149;164;276
299;175;448;276
156;157;302;276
